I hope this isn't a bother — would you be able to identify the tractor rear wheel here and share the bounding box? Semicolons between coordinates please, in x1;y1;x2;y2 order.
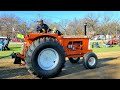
83;52;98;69
25;37;65;78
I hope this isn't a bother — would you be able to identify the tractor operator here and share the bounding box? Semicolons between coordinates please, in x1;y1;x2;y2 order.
36;19;63;35
36;19;50;33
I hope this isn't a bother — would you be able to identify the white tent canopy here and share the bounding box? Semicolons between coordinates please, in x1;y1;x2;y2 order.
0;36;7;39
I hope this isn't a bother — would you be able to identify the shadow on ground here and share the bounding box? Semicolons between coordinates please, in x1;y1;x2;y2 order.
0;56;119;79
99;57;119;62
0;67;29;79
56;56;120;78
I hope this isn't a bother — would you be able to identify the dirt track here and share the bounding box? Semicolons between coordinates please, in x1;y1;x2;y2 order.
0;51;120;79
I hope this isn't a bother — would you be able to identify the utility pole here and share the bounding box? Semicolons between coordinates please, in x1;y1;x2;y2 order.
84;23;87;36
12;27;15;39
116;26;117;37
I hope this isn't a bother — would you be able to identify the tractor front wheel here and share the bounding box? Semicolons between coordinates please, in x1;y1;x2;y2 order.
83;52;98;69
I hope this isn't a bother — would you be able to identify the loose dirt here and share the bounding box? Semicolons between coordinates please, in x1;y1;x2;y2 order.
0;51;120;79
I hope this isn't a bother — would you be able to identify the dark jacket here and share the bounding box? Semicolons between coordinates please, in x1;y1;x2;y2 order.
36;24;49;33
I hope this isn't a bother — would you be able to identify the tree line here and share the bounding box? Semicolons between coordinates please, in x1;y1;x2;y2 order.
0;13;120;39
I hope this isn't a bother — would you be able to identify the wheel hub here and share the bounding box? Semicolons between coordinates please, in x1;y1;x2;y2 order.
37;48;59;70
88;57;96;66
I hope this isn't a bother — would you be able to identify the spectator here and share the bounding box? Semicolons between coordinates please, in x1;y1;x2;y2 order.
102;40;111;48
0;39;4;51
92;42;95;48
7;36;10;46
4;38;10;50
92;42;100;48
118;40;120;47
95;42;100;48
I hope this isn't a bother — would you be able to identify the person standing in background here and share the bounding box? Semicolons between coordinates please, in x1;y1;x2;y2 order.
4;38;10;50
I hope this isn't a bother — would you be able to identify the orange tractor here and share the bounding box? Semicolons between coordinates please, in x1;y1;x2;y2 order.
12;25;98;78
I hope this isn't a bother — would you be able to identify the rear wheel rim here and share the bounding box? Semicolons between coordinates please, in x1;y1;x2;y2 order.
88;57;96;66
37;48;59;70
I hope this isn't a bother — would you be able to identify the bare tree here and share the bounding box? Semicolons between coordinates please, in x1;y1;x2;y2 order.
58;19;69;35
84;13;100;35
0;14;28;39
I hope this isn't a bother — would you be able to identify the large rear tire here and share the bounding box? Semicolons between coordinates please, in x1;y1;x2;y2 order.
25;37;65;78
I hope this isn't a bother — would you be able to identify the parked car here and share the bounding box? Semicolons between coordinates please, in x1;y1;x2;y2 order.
98;35;105;40
91;35;105;40
107;38;119;45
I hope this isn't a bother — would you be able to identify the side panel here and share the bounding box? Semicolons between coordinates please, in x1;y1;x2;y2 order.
21;33;92;59
62;38;92;57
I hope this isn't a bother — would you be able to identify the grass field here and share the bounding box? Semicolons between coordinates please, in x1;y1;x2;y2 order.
0;44;22;57
0;41;120;57
91;42;120;53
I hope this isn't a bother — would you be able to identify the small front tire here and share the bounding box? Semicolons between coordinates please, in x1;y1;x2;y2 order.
83;52;98;69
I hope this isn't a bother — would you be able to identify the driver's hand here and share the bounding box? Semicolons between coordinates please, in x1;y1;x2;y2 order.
42;29;45;33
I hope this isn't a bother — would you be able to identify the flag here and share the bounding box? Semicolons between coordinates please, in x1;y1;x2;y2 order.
17;33;24;39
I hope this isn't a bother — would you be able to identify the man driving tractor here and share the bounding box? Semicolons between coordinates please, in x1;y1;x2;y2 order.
36;19;50;33
36;19;63;35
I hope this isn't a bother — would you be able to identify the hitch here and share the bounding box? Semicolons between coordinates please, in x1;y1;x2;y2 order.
11;52;25;65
